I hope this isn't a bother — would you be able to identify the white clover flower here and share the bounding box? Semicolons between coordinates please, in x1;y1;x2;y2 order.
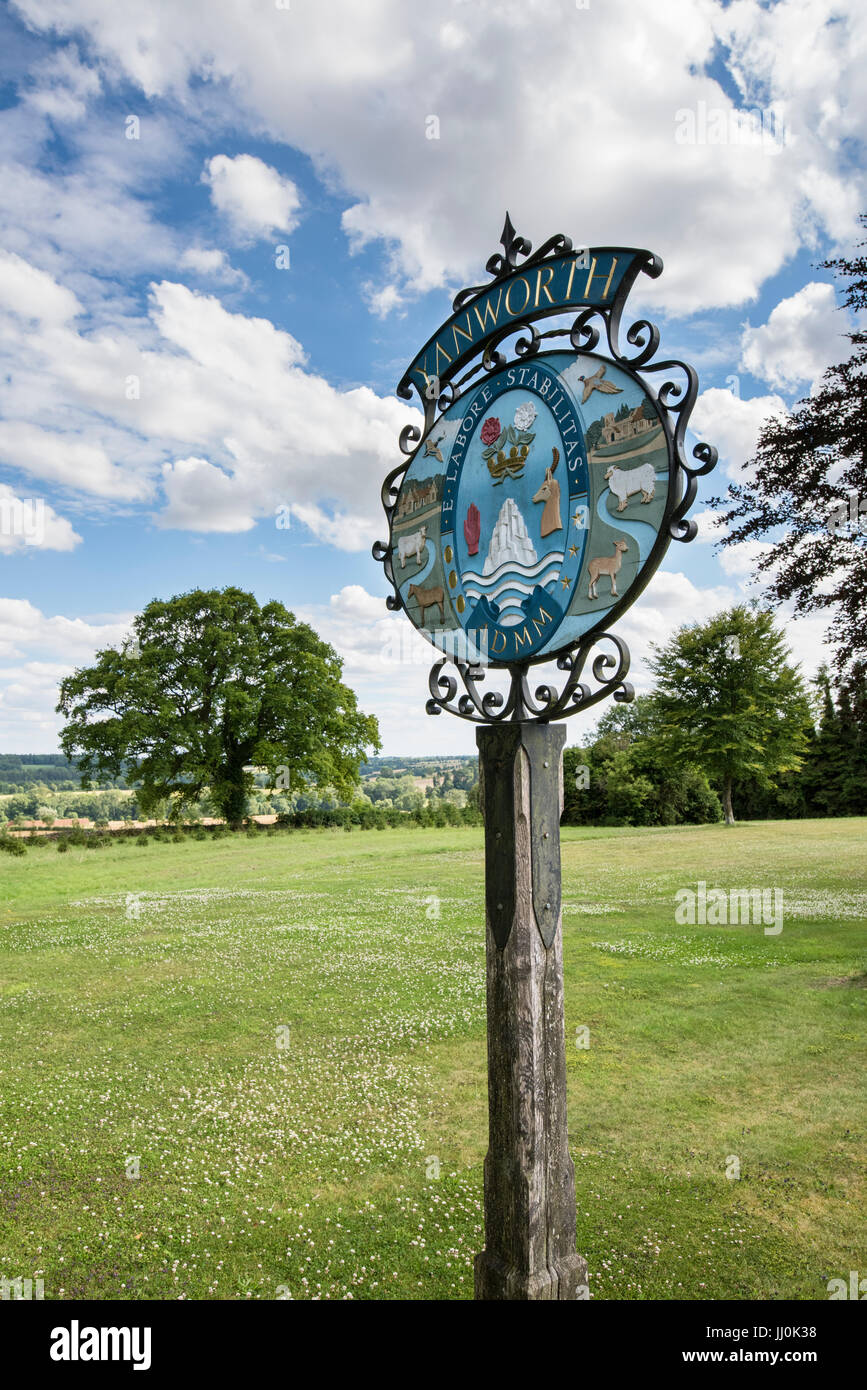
513;401;536;431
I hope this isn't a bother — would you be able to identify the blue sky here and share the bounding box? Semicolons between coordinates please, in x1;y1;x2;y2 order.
0;0;863;756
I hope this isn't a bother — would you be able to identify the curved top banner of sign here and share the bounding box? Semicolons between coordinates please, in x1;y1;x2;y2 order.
398;247;657;404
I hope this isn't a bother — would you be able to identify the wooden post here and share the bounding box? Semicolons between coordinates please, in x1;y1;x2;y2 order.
474;721;587;1301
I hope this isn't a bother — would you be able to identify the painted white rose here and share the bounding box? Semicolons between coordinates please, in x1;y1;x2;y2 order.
514;402;536;431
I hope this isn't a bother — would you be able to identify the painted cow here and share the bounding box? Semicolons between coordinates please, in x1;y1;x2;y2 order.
397;525;428;568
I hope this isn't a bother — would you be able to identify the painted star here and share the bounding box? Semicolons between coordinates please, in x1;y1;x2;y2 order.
561;575;571;590
572;509;584;526
569;544;579;557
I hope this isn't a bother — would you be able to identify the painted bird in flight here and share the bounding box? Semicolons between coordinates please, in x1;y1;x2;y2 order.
576;362;623;403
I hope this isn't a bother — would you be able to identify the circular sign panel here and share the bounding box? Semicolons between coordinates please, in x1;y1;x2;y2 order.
390;351;674;668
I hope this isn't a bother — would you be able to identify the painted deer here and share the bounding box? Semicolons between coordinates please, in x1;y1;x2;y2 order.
532;447;562;538
587;539;629;600
408;582;444;626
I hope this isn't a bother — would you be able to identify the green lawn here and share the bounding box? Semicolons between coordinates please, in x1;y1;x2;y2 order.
1;818;865;1300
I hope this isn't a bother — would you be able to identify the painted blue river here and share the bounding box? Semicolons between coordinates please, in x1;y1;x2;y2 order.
595;472;667;562
398;531;436;604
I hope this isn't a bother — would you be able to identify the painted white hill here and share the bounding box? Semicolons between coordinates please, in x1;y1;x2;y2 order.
482;497;537;575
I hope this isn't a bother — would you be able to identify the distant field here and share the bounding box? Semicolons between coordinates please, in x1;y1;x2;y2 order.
0;819;865;1300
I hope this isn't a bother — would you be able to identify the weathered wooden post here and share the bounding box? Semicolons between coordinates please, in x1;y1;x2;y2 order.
474;721;586;1299
373;215;715;1301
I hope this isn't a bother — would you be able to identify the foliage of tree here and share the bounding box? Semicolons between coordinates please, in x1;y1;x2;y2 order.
647;606;812;824
0;752;130;794
560;612;852;829
365;774;423;810
562;708;723;828
57;587;380;826
0;788;138;823
800;662;867;816
710;217;867;674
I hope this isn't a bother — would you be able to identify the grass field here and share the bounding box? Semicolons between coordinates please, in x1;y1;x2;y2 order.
1;818;865;1301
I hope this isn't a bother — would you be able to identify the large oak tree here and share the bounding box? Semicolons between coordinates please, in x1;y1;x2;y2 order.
57;587;380;826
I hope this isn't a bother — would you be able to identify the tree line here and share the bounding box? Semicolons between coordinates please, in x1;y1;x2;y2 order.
563;605;866;827
0;753;130;796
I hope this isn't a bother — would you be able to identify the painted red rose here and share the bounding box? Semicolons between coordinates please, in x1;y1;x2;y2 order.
480;417;501;446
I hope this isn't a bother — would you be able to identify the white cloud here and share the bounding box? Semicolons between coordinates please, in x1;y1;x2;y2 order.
296;583;479;755
179;245;246;285
740;281;849;390
361;280;404;319
145;281;416;544
158;456;256;533
288;504;381;553
202;153;301;241
614;570;739;687
329;585;388;623
673;506;776;588
716;537;772;578
6;0;863;315
151;278;305;382
691;508;728;544
0;421;150;501
0;254;418;536
0;134;185;286
0;248;81;322
691;386;788;481
0;596;130;660
23;43;101;123
0;78;227;302
0;483;82;553
0;597;133;748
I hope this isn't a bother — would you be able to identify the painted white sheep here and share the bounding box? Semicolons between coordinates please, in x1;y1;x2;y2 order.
604;462;656;512
397;525;427;568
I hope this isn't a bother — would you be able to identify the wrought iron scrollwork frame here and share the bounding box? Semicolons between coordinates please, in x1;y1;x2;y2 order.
374;215;717;723
425;631;634;724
